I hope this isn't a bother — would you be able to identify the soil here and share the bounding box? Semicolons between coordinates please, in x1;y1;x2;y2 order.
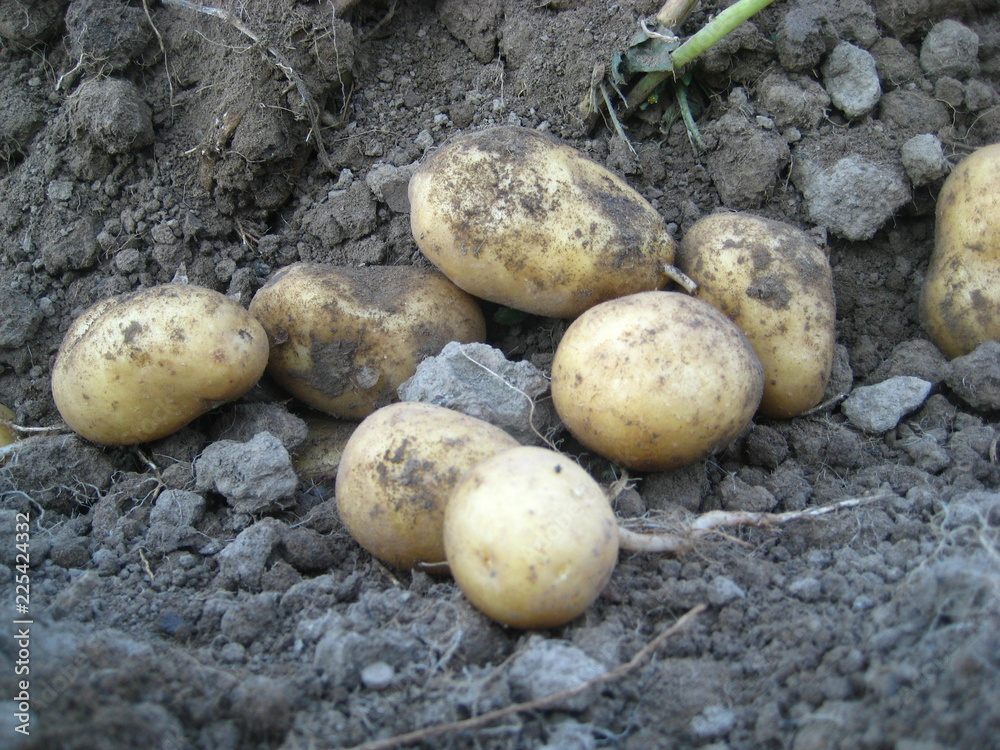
2;1;1000;749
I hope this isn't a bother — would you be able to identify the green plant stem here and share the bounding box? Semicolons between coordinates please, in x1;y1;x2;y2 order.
670;0;777;70
623;0;778;119
623;71;672;119
675;80;705;151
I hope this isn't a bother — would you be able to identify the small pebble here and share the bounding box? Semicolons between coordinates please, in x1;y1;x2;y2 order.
360;661;395;690
788;576;823;602
414;129;434;150
900;134;950;186
218;642;247;664
708;576;746;606
822;41;881;118
690;705;737;740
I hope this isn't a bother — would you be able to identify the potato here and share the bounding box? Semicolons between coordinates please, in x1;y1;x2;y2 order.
249;263;486;419
677;212;836;418
292;414;357;485
0;404;16;449
550;291;764;471
409;125;677;318
921;143;1000;359
51;284;268;445
444;446;619;629
335;401;520;569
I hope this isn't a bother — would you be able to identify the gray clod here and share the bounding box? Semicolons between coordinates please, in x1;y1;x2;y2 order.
195;432;298;514
398;341;556;444
920;20;980;80
792;155;911;241
507;637;607;713
841;376;933;433
149;489;206;528
822;42;881;119
901;134;950;186
945;341;1000;411
216;517;285;592
690;705;738;740
365;162;418;213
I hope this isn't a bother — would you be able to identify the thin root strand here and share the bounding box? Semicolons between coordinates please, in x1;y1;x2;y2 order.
618;492;896;554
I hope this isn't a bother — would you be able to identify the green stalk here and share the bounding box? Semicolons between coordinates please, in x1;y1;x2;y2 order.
675;80;704;151
622;71;673;118
622;0;778;118
670;0;778;70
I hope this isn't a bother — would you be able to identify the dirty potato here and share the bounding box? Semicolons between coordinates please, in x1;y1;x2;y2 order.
444;446;619;629
51;285;269;445
677;212;836;418
409;126;677;318
249;263;486;419
292;414;358;486
550;292;764;472
335;402;520;569
921;142;1000;358
0;404;16;449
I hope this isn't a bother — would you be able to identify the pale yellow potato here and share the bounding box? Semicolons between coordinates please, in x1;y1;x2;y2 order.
249;263;486;419
677;212;836;418
51;285;269;445
921;143;1000;359
335;402;520;569
0;404;16;448
409;125;677;318
444;446;618;629
550;292;764;471
292;413;358;485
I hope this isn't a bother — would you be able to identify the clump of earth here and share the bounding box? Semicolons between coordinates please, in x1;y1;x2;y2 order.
1;1;999;748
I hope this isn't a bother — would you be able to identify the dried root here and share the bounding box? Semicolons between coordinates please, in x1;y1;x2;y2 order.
617;491;896;554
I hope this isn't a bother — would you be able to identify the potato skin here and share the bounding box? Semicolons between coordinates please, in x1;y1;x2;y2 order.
51;284;269;445
409;126;677;318
335;402;520;569
444;446;618;629
292;414;357;485
0;404;15;448
920;143;1000;359
550;292;764;471
677;212;836;418
249;263;486;419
